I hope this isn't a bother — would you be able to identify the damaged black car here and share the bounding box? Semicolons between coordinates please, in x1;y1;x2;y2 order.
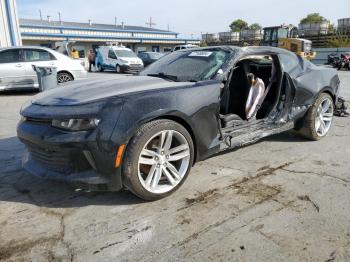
17;46;340;200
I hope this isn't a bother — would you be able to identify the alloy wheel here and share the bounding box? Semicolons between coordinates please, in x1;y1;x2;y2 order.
57;73;72;84
315;97;333;137
137;130;191;194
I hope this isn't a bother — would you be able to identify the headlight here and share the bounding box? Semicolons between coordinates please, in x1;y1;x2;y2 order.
120;59;129;64
52;118;100;131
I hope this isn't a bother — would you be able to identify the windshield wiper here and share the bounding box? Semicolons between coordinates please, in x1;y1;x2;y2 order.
147;73;178;82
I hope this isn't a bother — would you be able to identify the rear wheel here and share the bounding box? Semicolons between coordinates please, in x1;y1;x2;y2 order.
97;63;104;72
123;120;194;201
57;72;73;84
298;93;334;140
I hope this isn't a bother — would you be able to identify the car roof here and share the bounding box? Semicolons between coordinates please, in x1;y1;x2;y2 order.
0;46;53;52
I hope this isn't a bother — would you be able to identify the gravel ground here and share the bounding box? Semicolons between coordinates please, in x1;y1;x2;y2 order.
0;71;349;262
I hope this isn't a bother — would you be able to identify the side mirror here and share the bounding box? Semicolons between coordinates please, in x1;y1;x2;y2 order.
216;69;227;83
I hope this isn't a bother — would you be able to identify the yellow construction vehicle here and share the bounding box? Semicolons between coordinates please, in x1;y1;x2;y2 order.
278;38;316;60
262;26;316;60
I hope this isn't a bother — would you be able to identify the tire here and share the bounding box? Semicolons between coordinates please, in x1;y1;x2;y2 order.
116;65;122;74
97;64;104;72
57;72;73;84
298;93;334;141
122;119;194;201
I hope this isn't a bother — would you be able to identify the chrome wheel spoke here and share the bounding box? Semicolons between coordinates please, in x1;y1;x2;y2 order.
169;144;189;155
141;149;158;158
322;100;331;114
145;164;157;186
162;167;176;185
169;149;190;161
319;120;326;134
166;163;181;180
151;168;162;188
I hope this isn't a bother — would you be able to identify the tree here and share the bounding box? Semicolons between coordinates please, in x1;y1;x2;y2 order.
249;23;262;30
230;19;248;32
300;13;328;24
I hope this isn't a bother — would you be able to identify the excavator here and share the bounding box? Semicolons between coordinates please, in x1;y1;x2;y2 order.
261;25;316;60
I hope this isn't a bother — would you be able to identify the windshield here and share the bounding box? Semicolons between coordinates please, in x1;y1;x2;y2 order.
140;49;232;82
148;53;164;59
115;49;137;58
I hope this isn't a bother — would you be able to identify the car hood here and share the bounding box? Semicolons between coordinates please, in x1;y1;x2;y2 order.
31;76;194;106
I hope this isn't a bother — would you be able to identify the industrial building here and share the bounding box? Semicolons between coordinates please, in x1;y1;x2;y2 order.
19;18;200;57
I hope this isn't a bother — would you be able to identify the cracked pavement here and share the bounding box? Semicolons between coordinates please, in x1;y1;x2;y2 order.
0;71;350;261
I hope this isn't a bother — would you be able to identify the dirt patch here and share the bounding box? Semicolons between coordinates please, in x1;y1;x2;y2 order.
185;188;219;205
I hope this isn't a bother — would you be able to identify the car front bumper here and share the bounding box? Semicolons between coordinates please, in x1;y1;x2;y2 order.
121;64;144;73
17;118;123;191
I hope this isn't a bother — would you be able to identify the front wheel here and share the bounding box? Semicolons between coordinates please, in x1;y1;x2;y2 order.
116;65;122;74
123;120;194;201
298;93;334;141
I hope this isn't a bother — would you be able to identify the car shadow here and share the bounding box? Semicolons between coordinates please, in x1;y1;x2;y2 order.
0;136;144;209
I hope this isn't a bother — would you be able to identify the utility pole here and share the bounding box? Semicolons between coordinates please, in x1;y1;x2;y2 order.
58;12;62;24
167;24;170;31
146;17;156;28
115;16;118;27
39;9;42;20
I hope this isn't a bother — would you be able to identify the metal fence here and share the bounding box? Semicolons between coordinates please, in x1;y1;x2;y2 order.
312;47;350;64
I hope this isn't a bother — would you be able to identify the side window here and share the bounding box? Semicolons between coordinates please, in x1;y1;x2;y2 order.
108;50;117;59
24;49;55;62
0;49;22;63
279;53;300;72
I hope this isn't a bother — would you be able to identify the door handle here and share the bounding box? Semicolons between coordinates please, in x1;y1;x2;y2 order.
15;64;23;68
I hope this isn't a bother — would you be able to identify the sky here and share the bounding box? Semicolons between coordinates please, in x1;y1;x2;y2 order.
17;0;350;38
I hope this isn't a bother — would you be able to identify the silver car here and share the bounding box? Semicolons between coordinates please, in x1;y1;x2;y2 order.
0;46;87;91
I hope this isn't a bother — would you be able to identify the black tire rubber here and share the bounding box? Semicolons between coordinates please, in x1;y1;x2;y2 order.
116;65;122;74
97;64;104;72
122;119;194;201
298;93;334;141
57;72;73;84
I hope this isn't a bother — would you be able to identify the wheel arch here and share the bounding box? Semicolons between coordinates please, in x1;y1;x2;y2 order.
317;87;336;105
152;115;198;164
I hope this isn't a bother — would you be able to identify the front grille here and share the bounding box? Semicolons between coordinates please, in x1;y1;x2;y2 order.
25;117;51;125
27;144;74;173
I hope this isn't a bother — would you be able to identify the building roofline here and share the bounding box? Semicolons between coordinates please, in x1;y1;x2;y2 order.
19;19;179;35
20;32;200;42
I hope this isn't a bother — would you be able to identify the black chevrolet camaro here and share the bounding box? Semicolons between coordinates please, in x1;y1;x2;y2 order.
17;46;340;200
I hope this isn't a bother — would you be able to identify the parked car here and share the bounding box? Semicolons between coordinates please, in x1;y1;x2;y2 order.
172;44;198;52
17;46;340;200
0;46;87;91
96;46;143;73
138;52;165;66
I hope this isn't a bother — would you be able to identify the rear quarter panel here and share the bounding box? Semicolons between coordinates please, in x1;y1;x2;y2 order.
292;64;339;107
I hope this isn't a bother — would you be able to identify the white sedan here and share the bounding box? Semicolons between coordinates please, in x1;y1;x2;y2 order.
0;46;87;91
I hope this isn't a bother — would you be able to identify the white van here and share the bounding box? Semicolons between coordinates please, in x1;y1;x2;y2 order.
96;46;144;73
